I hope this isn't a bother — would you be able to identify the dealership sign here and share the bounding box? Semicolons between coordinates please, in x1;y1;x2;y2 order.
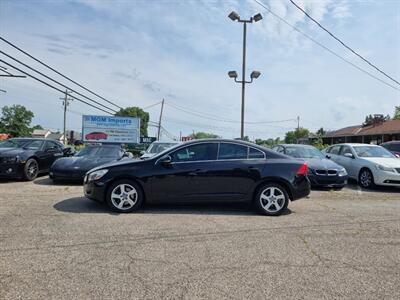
82;115;140;144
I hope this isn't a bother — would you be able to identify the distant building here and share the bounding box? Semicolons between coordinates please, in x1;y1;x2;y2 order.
322;119;400;145
32;129;51;139
47;133;64;142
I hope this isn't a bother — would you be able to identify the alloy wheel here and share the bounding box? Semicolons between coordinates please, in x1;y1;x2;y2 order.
25;160;38;180
259;186;286;213
360;170;372;188
110;184;138;210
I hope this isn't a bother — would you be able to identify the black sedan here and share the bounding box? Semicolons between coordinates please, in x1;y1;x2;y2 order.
84;139;310;216
272;144;348;188
0;138;67;180
50;145;132;182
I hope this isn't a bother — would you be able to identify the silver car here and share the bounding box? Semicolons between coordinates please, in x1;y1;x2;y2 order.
140;141;181;159
324;143;400;189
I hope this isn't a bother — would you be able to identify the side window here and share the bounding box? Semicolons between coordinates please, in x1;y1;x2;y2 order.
249;147;265;159
329;145;341;155
218;143;248;160
272;146;279;152
340;146;353;156
171;143;218;162
277;146;285;154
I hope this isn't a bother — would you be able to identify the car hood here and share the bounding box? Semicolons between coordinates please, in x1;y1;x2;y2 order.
303;158;343;170
52;156;121;172
0;147;30;156
86;157;143;173
362;157;400;168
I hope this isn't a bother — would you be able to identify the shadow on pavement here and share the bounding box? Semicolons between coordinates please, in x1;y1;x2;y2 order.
345;181;400;194
54;197;292;216
34;177;82;186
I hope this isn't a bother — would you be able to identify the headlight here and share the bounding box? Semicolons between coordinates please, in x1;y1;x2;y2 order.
338;168;347;176
375;164;395;173
87;169;108;181
1;156;18;164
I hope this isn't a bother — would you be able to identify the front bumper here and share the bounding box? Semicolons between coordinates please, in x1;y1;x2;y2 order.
0;163;24;179
50;168;87;181
83;176;107;202
307;173;348;188
373;170;400;186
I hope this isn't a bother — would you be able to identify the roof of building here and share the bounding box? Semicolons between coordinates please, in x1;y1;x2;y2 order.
325;120;400;137
32;129;50;136
47;133;64;140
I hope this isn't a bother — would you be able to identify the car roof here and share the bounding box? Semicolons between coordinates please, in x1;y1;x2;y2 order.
381;141;400;145
10;137;54;142
329;143;381;147
278;144;316;148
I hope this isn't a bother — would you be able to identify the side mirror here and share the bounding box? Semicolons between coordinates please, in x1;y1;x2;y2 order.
344;152;354;159
325;154;331;159
159;155;172;167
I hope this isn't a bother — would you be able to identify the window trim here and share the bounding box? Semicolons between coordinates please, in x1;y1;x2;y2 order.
155;141;266;165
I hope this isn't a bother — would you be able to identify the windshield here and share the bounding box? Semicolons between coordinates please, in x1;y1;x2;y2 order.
0;139;42;150
353;146;395;158
75;147;121;158
285;146;325;159
147;143;178;154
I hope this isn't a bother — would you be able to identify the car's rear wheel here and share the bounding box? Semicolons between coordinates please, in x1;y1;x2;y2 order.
23;158;39;181
106;180;144;213
358;168;375;189
255;183;289;216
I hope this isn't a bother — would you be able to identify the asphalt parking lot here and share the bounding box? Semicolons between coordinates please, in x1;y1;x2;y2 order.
1;177;399;299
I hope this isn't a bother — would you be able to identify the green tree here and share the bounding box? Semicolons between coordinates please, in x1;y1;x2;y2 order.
191;132;220;139
115;107;149;137
316;127;325;136
393;106;400;120
31;124;44;130
284;127;310;144
0;105;34;137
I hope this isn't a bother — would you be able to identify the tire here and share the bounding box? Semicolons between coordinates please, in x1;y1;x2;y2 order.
358;168;375;189
106;179;144;213
23;158;39;181
254;183;289;216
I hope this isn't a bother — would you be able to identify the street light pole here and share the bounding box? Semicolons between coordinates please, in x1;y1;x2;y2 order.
241;22;247;139
228;11;262;140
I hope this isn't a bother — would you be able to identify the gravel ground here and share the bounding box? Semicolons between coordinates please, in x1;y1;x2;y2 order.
1;176;399;299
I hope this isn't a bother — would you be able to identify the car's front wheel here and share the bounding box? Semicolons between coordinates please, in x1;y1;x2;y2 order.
358;168;375;189
23;158;39;181
255;183;289;216
106;180;144;213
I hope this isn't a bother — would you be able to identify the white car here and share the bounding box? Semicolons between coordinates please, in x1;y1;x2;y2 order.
140;141;181;159
324;143;400;189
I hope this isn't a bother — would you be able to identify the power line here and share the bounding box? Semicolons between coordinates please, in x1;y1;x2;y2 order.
0;36;123;109
289;0;400;87
142;101;162;110
166;102;296;124
0;59;115;115
0;51;118;113
253;0;400;92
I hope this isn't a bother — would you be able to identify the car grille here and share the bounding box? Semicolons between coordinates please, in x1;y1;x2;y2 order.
315;169;338;176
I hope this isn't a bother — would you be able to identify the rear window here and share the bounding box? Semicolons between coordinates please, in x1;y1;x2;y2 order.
218;143;248;160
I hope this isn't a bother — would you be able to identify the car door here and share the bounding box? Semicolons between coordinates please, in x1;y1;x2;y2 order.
150;142;218;202
337;145;357;178
199;143;264;201
42;141;64;170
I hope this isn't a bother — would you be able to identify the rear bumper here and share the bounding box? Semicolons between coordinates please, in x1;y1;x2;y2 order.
308;174;348;188
291;176;311;201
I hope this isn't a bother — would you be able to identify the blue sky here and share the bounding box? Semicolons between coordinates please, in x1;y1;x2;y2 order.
0;0;399;140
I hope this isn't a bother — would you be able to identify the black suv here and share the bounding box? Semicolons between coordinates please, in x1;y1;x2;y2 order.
0;138;68;180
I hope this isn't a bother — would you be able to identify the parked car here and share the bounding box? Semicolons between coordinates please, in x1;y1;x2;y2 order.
50;145;132;182
272;144;348;188
84;139;311;216
381;141;400;157
324;143;400;189
140;141;181;159
85;132;108;141
0;138;67;180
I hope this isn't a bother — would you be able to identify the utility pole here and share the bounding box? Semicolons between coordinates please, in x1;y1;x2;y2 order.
61;90;73;145
157;99;165;141
227;11;262;140
296;116;300;144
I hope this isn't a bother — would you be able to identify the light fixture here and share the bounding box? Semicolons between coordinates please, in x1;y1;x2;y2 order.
228;11;240;21
253;13;262;22
250;71;261;79
228;71;238;78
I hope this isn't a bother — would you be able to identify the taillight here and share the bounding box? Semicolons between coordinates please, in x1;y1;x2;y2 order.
296;162;308;176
